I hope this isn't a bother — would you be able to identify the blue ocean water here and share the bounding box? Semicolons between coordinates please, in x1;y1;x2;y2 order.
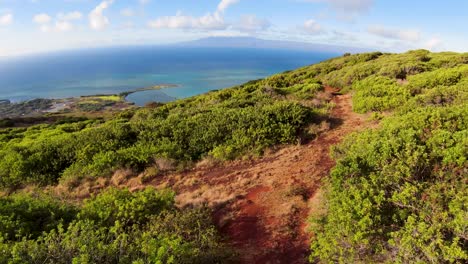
0;47;337;106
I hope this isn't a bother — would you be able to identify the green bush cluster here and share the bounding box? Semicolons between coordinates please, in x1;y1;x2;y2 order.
407;64;468;93
309;51;468;263
0;187;233;264
271;49;467;114
310;106;467;263
348;54;468;113
352;76;411;113
0;192;77;241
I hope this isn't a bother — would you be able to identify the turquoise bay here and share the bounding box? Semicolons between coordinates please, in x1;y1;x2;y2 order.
0;47;338;106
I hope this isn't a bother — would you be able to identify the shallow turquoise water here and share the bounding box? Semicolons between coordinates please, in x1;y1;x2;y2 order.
0;47;337;106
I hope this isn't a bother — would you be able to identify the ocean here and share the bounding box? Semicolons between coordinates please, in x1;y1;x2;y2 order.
0;46;337;106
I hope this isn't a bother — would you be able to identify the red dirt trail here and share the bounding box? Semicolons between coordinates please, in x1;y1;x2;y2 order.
127;88;371;263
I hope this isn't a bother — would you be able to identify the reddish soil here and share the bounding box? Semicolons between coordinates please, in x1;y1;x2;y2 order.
94;88;372;263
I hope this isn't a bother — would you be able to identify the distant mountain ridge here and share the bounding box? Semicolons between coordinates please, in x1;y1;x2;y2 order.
177;37;371;54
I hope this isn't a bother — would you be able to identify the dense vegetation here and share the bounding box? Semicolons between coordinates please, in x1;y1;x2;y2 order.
0;50;466;263
0;75;326;189
0;50;332;263
306;50;468;263
0;187;233;263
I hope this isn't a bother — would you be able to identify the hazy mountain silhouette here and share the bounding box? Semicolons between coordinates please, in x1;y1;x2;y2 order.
177;37;371;54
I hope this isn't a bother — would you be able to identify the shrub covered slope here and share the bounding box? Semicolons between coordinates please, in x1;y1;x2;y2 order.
0;50;466;263
306;50;468;263
0;75;324;189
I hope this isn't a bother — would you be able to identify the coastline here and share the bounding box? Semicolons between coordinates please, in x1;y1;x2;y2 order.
118;84;178;98
0;84;179;119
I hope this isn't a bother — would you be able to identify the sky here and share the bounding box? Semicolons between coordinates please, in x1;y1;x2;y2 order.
0;0;467;56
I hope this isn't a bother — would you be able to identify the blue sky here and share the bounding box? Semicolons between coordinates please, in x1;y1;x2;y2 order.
0;0;467;56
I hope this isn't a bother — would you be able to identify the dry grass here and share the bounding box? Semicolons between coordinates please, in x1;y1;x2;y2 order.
154;158;176;172
139;167;160;184
111;169;134;186
316;91;334;102
195;156;220;169
176;182;240;208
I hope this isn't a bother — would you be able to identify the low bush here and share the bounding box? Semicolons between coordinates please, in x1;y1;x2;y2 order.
310;106;468;263
0;187;234;264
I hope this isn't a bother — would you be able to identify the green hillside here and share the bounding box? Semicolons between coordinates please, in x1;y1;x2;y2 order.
307;51;468;263
0;50;467;263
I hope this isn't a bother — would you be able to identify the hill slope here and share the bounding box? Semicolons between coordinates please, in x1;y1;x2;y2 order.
0;50;467;263
122;88;371;263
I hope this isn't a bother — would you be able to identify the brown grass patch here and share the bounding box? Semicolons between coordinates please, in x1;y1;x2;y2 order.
111;168;134;186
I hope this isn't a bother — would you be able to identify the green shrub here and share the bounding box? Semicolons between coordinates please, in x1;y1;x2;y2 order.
78;187;175;228
352;76;411;113
407;64;468;93
0;192;76;241
0;187;234;264
310;106;468;263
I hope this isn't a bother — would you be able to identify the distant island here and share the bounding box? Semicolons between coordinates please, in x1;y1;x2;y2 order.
176;36;373;54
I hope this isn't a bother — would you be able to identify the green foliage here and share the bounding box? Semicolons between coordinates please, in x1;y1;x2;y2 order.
352;76;411;113
78;187;175;228
0;74;319;189
306;50;468;263
0;187;233;264
310;106;468;263
407;64;468;93
289;50;467;113
0;192;76;241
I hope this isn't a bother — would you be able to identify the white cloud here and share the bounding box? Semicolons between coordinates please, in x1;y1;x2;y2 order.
89;0;114;30
33;11;81;32
217;0;240;13
33;13;51;24
120;8;135;17
306;0;373;13
235;15;270;33
306;0;373;20
209;30;249;37
57;11;82;21
55;21;73;32
303;19;323;34
368;25;421;42
148;0;240;30
148;11;226;30
39;24;51;33
0;13;13;26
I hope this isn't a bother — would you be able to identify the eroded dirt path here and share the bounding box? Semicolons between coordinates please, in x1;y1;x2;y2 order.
130;90;371;263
